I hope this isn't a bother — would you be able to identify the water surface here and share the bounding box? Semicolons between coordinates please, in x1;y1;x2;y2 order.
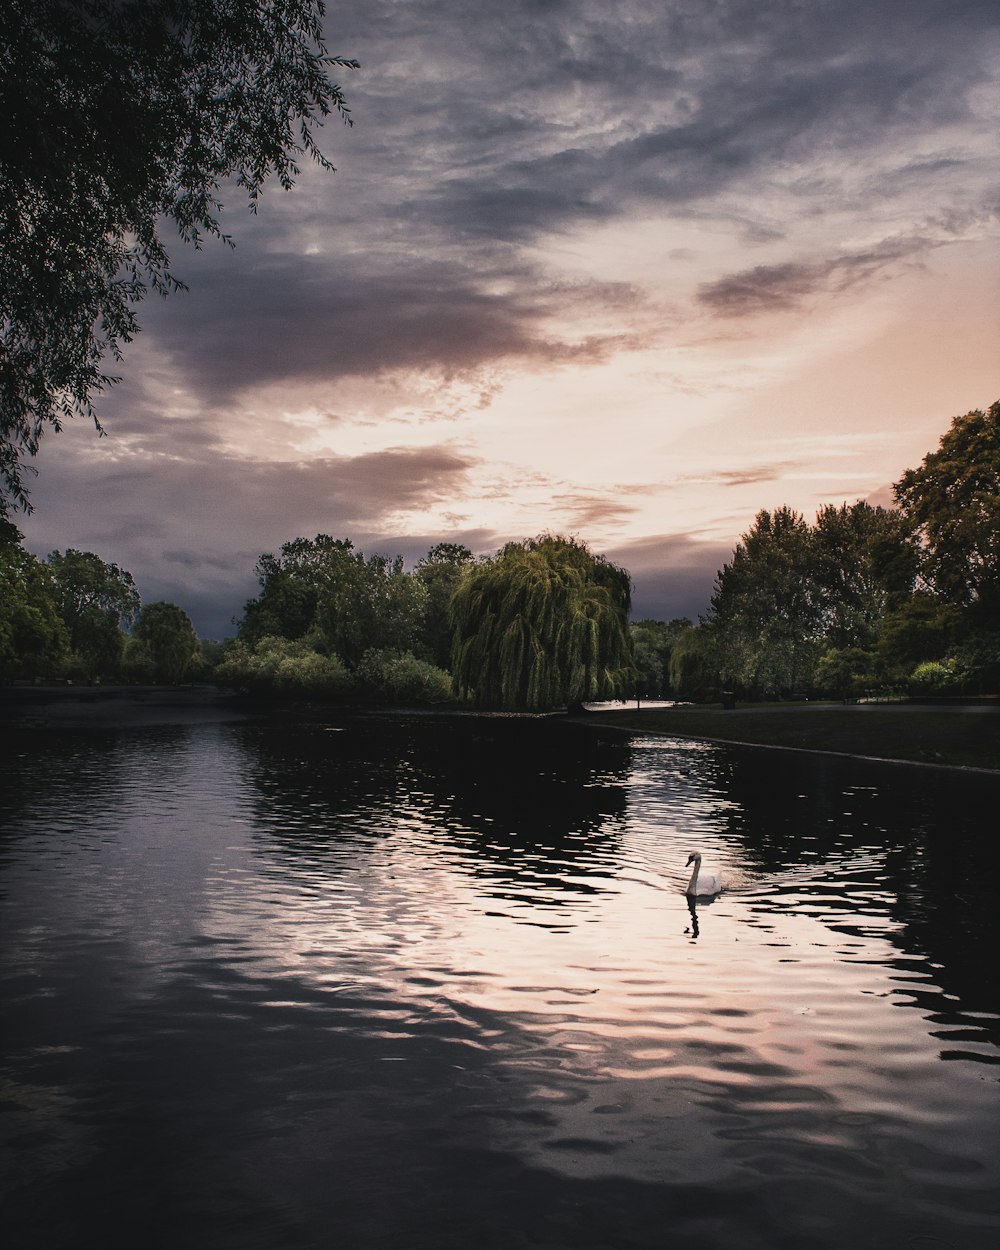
2;713;998;1249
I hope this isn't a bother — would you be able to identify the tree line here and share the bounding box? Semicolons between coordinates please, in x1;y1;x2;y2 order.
2;402;996;706
0;526;204;685
670;400;999;701
217;533;633;708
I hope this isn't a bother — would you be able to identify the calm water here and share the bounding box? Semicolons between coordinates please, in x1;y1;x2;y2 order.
1;712;998;1250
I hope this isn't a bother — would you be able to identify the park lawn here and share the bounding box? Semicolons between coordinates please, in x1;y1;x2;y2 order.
578;702;1000;771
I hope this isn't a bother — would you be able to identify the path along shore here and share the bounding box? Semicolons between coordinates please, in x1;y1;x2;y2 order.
570;700;1000;773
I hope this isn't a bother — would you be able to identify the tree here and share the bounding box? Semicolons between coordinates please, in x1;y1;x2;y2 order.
451;535;633;711
414;542;475;669
667;624;719;701
242;535;356;643
810;502;916;649
315;551;428;666
813;647;876;701
630;617;692;697
893;401;1000;614
0;529;67;680
876;592;962;686
1;0;357;514
708;507;821;698
45;548;141;678
128;600;198;683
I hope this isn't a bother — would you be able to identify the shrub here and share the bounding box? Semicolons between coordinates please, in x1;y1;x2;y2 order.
907;659;967;696
355;648;454;703
215;636;351;697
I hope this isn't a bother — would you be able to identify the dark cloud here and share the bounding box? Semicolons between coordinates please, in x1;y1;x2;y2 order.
548;490;643;529
13;0;999;640
108;0;998;406
344;0;999;246
604;532;733;624
125;241;647;406
21;441;482;637
697;237;934;317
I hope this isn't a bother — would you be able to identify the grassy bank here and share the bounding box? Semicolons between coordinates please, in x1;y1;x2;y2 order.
575;701;1000;771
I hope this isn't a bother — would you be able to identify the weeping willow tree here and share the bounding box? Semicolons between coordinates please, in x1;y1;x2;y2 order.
451;535;634;710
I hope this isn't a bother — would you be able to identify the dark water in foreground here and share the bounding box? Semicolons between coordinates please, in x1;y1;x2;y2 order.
1;713;998;1250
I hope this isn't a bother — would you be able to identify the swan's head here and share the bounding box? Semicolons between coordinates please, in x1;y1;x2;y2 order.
686;851;702;866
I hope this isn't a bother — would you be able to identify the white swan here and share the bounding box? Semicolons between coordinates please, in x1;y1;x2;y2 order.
685;851;722;897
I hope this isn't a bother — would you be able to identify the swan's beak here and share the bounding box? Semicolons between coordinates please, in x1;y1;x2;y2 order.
685;854;694;865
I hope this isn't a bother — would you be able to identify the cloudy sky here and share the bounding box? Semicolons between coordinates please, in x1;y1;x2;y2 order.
19;0;1000;638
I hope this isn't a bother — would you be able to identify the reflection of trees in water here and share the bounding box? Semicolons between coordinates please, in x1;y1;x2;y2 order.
237;712;632;894
719;746;1000;1027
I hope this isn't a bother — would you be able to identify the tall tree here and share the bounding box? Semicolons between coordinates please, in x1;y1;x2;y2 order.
451;535;633;711
810;502;916;649
0;529;67;680
242;535;356;643
414;542;474;669
708;507;820;698
46;548;141;677
127;600;198;684
241;534;429;667
893;400;1000;615
1;0;356;514
315;551;428;666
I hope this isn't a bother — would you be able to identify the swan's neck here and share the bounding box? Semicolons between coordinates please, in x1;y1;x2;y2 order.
686;861;700;893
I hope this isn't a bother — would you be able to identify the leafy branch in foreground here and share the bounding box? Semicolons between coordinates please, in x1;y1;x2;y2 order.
0;0;357;514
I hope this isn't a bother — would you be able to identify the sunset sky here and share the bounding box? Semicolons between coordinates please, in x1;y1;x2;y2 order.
19;0;1000;639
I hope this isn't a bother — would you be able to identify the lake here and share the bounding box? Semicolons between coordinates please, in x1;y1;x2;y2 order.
2;711;998;1249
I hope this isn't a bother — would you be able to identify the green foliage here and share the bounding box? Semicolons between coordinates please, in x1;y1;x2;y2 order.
894;400;1000;613
667;625;719;701
907;659;967;696
811;502;916;648
233;534;454;702
354;648;453;704
876;592;961;684
414;543;475;669
45;548;141;679
121;637;158;684
1;0;357;515
315;552;428;665
630;617;692;696
0;538;68;680
813;647;876;700
708;500;927;698
451;534;633;710
709;507;822;698
189;638;227;682
242;536;429;665
215;635;350;696
242;536;358;642
130;600;198;683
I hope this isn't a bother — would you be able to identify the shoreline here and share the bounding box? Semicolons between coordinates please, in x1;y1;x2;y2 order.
568;702;1000;774
0;684;252;730
3;685;998;774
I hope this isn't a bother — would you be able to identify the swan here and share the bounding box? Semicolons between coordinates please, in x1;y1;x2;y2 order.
685;851;722;897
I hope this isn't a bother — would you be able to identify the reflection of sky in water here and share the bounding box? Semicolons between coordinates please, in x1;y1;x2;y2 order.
2;716;998;1247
